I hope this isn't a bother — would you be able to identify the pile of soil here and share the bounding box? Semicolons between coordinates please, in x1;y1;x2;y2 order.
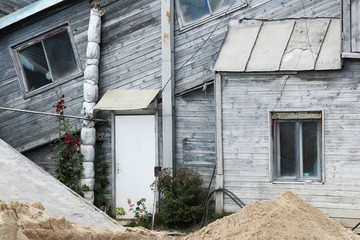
0;200;171;240
186;191;360;240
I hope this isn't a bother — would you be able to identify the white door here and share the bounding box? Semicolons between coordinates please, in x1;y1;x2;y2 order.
115;115;156;218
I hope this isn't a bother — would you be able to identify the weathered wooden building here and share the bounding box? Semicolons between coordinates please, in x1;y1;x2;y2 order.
1;0;360;227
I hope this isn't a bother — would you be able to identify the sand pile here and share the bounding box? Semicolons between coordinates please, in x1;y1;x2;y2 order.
186;191;360;240
0;200;171;240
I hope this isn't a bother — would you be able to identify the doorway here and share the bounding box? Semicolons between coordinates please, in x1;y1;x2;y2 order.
115;115;156;218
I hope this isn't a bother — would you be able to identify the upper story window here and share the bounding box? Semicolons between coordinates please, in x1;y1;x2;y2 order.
176;0;247;29
272;112;323;182
12;25;81;97
342;0;360;57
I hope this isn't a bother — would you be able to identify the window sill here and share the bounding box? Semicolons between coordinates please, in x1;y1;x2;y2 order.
272;180;323;184
342;52;360;59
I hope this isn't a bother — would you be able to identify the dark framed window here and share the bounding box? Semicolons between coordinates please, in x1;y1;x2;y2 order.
11;25;81;97
176;0;247;29
272;112;322;182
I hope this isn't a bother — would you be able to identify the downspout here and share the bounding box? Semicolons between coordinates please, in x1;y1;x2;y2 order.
80;0;103;203
161;0;175;174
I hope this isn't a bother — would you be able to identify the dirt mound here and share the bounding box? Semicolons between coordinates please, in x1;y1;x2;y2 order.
0;200;171;240
186;191;360;240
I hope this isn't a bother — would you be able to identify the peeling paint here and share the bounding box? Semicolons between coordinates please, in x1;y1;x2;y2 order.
166;11;170;24
163;33;169;45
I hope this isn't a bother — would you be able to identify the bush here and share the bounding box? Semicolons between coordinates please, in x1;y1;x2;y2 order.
126;198;152;229
157;168;204;229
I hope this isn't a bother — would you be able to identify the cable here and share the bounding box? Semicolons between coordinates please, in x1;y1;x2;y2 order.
200;187;246;229
161;0;240;93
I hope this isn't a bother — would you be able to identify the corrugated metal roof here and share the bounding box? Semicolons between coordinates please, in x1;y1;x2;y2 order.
213;18;341;72
94;89;160;111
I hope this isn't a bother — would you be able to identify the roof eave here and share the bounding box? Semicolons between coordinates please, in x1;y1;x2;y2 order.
0;0;67;30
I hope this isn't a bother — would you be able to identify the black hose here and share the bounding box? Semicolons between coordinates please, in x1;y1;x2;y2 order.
352;221;360;231
200;188;246;229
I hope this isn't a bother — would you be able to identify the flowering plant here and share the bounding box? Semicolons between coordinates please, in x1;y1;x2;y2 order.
127;198;152;228
50;87;84;196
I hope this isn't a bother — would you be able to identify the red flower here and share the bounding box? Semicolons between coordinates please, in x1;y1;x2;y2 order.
64;133;72;144
67;144;72;150
50;147;53;152
56;108;60;114
62;94;65;98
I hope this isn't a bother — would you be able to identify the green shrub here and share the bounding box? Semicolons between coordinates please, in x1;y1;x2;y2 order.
157;168;204;229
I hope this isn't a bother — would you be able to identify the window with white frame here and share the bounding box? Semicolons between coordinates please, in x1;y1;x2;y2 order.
343;0;360;57
272;112;322;182
176;0;247;28
12;25;81;97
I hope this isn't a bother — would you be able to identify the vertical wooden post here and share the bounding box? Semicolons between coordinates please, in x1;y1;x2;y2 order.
161;0;175;174
215;73;224;213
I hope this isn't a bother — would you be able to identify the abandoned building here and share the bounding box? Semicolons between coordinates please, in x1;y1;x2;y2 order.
0;0;360;228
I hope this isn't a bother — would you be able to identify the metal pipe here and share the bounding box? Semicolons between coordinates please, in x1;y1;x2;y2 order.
0;106;107;122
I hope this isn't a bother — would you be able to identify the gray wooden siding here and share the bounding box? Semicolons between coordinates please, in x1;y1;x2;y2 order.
174;0;340;94
175;85;215;189
99;0;162;95
0;0;162;152
0;0;162;205
0;0;89;151
220;59;360;226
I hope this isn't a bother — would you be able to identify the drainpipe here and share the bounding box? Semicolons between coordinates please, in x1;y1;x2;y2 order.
161;0;175;174
80;1;103;203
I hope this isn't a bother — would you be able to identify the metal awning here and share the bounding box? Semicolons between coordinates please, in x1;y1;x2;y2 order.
213;18;341;72
94;89;160;111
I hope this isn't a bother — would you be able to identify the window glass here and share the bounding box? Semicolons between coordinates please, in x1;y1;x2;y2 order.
176;0;246;27
277;122;297;177
209;0;243;14
302;121;320;177
273;115;322;181
177;0;210;25
14;26;79;94
43;30;78;80
18;42;52;92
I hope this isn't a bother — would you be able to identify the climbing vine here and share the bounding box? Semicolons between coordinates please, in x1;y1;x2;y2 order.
50;87;84;196
94;146;110;207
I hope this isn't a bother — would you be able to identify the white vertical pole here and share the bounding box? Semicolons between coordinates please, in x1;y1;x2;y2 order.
161;0;175;174
215;74;224;213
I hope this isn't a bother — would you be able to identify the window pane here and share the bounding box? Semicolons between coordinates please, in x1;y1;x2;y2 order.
302;121;320;177
209;0;244;14
277;122;297;177
18;42;52;92
176;0;210;25
43;30;78;80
